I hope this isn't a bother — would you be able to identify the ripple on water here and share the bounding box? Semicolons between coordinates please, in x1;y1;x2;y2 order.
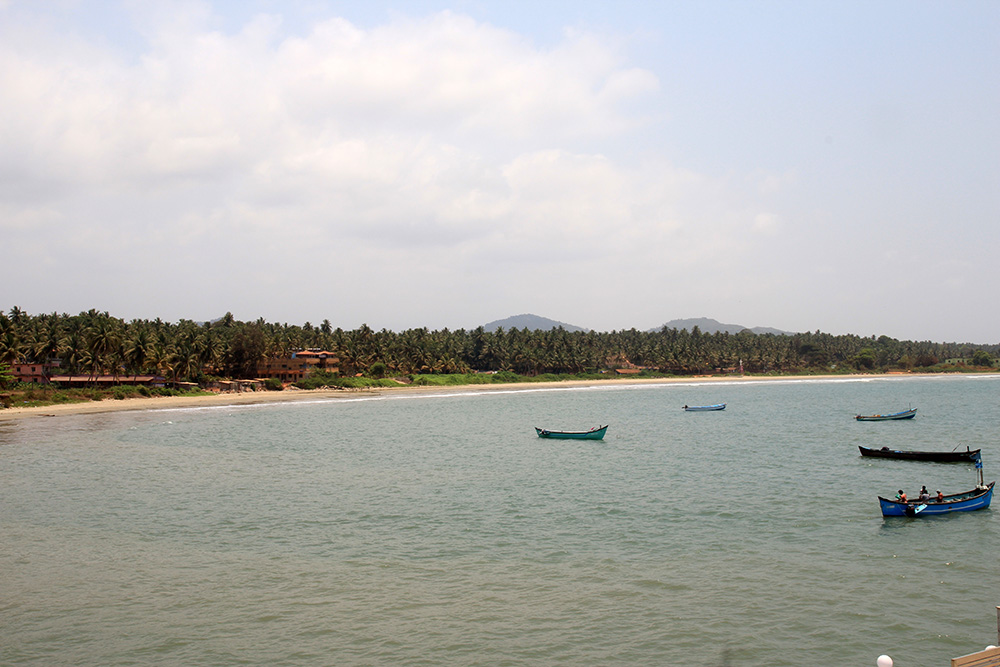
2;375;999;666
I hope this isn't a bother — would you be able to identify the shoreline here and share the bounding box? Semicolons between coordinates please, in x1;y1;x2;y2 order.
3;372;991;421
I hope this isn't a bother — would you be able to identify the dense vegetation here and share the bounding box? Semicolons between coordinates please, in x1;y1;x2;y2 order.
0;307;996;395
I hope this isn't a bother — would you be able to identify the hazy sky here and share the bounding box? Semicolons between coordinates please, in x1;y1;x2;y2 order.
2;1;998;343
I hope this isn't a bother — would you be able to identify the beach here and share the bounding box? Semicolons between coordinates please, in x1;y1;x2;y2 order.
0;375;772;420
0;376;721;420
0;373;957;421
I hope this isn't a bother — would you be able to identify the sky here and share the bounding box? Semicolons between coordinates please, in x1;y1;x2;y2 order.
1;1;998;343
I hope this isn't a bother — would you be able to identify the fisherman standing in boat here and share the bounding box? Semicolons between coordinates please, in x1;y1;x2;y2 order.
919;486;930;502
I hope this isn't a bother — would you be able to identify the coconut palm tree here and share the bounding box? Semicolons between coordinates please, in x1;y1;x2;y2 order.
148;343;173;380
124;327;154;380
85;318;121;382
0;330;21;365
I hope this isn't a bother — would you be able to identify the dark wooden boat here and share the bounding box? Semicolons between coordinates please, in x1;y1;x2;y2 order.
535;425;608;440
859;445;981;463
855;407;917;421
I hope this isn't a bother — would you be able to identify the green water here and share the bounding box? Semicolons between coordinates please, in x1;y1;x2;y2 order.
2;375;998;666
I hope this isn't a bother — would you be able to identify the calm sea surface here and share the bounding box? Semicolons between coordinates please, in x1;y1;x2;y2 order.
2;375;999;666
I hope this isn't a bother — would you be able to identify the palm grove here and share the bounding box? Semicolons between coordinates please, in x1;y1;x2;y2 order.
0;307;996;387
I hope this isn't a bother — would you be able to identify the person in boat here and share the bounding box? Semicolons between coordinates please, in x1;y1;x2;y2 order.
919;486;930;502
896;490;907;503
936;490;944;502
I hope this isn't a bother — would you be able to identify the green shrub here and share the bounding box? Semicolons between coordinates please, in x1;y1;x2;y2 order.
853;348;877;370
972;350;994;367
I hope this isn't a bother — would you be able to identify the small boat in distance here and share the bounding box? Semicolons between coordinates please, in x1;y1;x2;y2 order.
859;445;981;463
683;404;726;411
878;482;994;517
855;407;917;421
535;425;608;440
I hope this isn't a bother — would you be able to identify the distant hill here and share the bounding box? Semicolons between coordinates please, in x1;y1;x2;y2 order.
650;317;794;336
482;314;587;333
481;314;792;335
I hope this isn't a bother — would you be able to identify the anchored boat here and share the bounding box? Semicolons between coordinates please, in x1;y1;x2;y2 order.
683;403;726;412
855;408;917;421
859;445;981;463
535;425;608;440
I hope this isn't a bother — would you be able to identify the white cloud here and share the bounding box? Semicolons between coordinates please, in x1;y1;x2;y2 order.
0;2;846;335
0;7;667;195
752;213;778;234
0;203;62;232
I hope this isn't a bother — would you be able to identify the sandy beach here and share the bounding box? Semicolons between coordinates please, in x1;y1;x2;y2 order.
3;372;968;421
0;375;792;421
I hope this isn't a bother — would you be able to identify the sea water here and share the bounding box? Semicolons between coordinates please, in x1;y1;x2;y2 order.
2;375;999;666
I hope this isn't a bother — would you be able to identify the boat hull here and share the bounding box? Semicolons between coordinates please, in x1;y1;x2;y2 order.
683;404;726;411
859;446;981;463
856;408;917;421
878;482;994;517
536;425;608;440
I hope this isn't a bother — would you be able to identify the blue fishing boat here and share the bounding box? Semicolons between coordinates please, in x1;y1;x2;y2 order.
535;425;608;440
878;460;994;517
683;403;726;411
855;407;917;421
878;482;994;516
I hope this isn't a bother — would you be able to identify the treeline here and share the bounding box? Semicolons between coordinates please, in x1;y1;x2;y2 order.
0;307;996;384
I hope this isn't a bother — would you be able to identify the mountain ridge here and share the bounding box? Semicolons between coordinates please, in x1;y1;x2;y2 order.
480;314;793;335
481;314;588;333
651;317;794;336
